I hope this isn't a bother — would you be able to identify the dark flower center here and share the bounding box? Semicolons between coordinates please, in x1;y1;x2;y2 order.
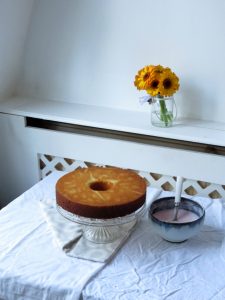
163;78;172;89
143;73;150;81
151;80;159;89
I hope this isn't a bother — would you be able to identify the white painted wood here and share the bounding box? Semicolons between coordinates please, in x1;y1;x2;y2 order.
1;113;225;206
1;97;225;147
38;155;225;199
0;114;40;206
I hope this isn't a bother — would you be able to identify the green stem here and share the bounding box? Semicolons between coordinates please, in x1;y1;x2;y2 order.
159;99;169;126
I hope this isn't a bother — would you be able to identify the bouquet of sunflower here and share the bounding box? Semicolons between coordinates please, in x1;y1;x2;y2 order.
134;65;179;127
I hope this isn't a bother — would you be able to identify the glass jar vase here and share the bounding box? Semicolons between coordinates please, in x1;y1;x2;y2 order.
151;96;176;127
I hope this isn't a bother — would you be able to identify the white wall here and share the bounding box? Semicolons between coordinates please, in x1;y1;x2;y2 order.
0;0;34;100
17;0;225;122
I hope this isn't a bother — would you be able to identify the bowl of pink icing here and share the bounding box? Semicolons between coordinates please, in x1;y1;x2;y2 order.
149;197;205;242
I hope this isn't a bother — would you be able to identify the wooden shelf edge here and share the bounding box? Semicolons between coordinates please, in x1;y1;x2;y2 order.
1;96;225;147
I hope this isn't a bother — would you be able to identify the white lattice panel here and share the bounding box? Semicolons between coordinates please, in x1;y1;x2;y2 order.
38;154;225;199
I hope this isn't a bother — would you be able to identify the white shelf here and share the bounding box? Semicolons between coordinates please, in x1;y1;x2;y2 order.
1;96;225;147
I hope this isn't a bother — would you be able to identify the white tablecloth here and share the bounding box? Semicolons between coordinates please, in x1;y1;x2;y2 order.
0;171;225;300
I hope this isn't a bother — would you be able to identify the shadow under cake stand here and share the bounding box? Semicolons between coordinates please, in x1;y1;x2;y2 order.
57;204;146;244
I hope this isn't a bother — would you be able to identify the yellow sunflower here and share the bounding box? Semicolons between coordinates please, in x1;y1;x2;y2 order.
134;65;155;90
146;74;161;96
151;65;164;75
158;70;179;97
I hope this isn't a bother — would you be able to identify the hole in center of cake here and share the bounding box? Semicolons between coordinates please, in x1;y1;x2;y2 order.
89;181;112;191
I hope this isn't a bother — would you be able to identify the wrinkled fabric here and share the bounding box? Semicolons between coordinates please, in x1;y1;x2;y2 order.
0;172;103;300
40;199;138;263
83;191;225;300
0;171;160;299
1;170;225;300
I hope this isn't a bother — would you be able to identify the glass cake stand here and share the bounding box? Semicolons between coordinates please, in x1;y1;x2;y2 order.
57;204;146;244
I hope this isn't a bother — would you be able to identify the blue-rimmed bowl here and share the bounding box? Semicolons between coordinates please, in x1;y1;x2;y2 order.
149;197;205;242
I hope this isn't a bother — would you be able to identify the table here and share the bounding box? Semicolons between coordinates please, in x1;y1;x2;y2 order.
1;171;225;300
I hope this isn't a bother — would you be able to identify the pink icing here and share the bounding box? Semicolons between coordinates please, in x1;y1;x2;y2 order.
153;208;199;223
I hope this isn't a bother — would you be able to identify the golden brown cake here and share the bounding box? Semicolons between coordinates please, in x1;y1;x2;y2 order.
56;166;147;219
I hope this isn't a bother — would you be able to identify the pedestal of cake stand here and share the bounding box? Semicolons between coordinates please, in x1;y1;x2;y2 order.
57;204;146;244
81;224;123;243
